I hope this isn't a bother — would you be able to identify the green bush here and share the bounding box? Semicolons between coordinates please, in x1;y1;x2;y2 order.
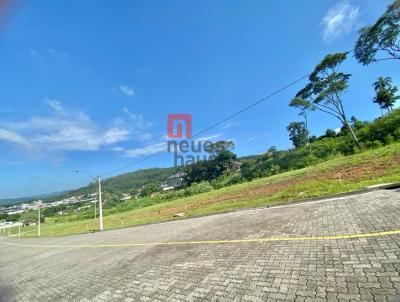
184;181;214;196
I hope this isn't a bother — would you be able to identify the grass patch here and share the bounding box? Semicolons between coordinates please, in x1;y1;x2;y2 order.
12;143;400;238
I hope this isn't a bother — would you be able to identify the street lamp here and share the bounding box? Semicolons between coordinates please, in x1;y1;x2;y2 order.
37;201;42;237
75;170;104;231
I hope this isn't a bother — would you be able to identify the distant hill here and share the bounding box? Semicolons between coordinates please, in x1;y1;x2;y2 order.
70;167;178;196
0;191;68;207
0;167;181;206
2;159;250;206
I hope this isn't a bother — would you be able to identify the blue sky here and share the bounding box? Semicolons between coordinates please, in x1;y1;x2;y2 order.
0;0;398;199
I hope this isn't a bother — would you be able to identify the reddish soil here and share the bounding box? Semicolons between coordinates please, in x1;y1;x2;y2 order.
130;154;400;218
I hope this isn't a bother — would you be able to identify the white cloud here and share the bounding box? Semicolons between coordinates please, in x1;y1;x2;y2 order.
322;1;360;42
246;136;258;143
245;133;271;143
122;107;153;142
195;133;223;142
45;99;63;112
222;121;241;129
113;133;224;159
123;107;151;129
116;142;167;158
0;100;136;153
111;146;125;152
120;85;135;97
0;129;34;150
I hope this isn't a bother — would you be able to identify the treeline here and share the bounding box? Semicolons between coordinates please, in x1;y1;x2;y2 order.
240;109;400;181
179;108;400;186
182;1;400;186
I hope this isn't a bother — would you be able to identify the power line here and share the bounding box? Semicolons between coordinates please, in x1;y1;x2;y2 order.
100;71;312;177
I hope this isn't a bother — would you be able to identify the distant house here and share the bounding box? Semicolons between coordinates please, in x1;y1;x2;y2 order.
161;172;187;191
23;220;37;227
121;193;131;201
233;161;243;171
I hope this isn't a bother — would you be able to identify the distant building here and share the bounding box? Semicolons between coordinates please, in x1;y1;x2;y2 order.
23;220;37;227
121;193;131;201
161;172;187;191
233;161;243;171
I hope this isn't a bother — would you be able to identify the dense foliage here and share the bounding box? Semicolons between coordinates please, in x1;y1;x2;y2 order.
184;141;236;185
355;0;400;65
240;109;400;181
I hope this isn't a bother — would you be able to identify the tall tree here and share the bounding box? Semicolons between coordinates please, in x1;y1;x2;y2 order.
373;77;400;112
354;1;400;65
293;52;358;143
289;97;314;149
287;122;308;148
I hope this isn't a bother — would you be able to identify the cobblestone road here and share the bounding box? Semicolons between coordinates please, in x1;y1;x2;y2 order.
1;189;400;302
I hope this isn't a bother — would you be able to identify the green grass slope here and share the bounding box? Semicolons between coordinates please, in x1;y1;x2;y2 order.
11;143;400;238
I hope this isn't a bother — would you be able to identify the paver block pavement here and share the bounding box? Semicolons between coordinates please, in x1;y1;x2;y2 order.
1;190;400;301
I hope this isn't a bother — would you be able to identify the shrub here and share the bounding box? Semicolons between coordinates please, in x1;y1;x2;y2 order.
184;181;213;196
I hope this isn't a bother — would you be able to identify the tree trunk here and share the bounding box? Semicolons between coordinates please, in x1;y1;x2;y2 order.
304;114;312;155
344;119;359;143
337;99;359;144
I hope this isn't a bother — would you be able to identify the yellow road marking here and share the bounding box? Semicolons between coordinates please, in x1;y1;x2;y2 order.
1;229;400;249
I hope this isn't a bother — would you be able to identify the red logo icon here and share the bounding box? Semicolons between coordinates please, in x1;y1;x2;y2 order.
167;114;192;139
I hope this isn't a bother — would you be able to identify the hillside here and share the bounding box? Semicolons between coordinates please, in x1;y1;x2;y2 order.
70;167;177;196
15;142;400;237
5;108;400;207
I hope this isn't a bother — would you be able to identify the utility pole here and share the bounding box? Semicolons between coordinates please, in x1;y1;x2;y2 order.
98;176;103;231
75;170;104;231
38;205;41;237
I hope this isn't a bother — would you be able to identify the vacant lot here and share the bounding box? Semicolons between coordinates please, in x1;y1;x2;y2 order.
1;189;400;301
11;143;400;237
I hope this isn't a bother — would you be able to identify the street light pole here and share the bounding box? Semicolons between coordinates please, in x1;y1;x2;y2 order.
38;205;41;237
75;170;104;231
97;176;103;231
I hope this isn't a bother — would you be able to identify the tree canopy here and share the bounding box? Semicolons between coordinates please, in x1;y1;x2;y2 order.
292;52;358;143
287;122;308;148
373;77;400;112
354;0;400;65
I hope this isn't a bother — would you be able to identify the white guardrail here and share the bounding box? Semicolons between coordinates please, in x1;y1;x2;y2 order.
0;222;23;237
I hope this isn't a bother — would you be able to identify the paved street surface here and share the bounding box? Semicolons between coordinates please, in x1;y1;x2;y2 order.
1;189;400;302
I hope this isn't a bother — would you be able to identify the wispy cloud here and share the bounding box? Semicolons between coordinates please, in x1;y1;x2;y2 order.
29;48;69;69
123;107;151;129
322;1;360;42
196;133;223;141
221;121;241;129
0;100;151;155
0;129;35;150
245;133;271;143
120;85;135;97
113;132;224;159
29;48;40;58
114;142;166;158
48;48;68;60
45;99;63;112
122;107;153;142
